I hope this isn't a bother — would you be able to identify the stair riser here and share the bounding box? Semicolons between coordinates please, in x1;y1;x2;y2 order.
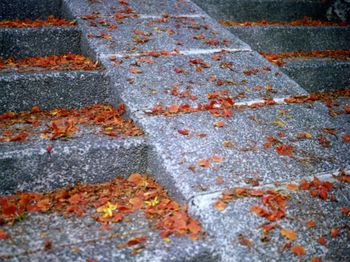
0;138;148;194
192;0;329;21
0;71;110;113
0;0;63;20
227;26;350;53
282;61;350;92
0;28;81;59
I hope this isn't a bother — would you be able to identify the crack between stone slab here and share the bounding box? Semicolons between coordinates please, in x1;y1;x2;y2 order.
99;48;252;59
187;167;350;206
0;229;148;259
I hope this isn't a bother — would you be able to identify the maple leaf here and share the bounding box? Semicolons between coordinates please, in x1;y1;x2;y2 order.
306;220;316;228
214;200;227;211
214;121;224;128
127;236;147;246
96;202;118;218
290;245;305;256
275;144;294;156
129;67;142;74
197;159;210;168
178;129;190;135
342;134;350;142
0;230;9;240
318;236;327;245
340;207;350;216
280;228;297;241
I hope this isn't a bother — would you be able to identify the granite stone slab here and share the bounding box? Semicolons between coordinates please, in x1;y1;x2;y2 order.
0;0;63;20
102;51;306;113
227;26;350;53
138;102;350;202
0;70;111;113
0;136;147;194
192;0;329;21
0;27;81;59
77;16;249;56
189;177;350;261
281;58;350;92
0;211;217;261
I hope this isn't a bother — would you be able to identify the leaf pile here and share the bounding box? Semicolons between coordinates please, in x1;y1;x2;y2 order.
261;50;350;67
0;104;143;142
214;175;350;257
0;173;202;240
219;16;349;27
0;16;76;28
0;54;99;72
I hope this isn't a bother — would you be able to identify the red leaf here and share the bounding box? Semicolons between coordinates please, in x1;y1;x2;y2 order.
290;245;305;256
318;236;327;245
127;236;147;246
275;144;294;156
0;230;9;240
214;121;224;128
342;134;350;142
129;67;142;74
178;129;190;135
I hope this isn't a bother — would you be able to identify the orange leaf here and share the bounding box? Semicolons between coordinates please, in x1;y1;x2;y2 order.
178;129;190;135
129;197;143;209
214;200;227;211
311;257;323;262
129;67;142;74
0;229;9;240
127;173;143;186
188;219;201;234
318;236;327;245
342;134;350;142
197;159;210;168
211;155;223;163
330;228;339;238
280;228;297;241
306;220;316;228
286;183;298;190
275;144;294;156
214;121;224;128
340;207;350;216
127;236;147;246
290;245;305;256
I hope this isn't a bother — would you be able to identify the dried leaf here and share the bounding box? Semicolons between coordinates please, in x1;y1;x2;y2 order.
280;228;297;241
290;245;305;256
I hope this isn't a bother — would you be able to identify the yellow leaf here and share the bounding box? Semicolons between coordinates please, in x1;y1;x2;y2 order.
281;228;297;241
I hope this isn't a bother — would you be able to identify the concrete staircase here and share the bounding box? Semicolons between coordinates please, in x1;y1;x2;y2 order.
195;0;350;92
1;0;349;261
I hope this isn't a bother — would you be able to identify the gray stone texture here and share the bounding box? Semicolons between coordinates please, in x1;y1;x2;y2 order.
0;27;82;59
0;70;111;113
227;26;350;53
189;178;350;262
282;58;350;92
0;136;148;194
192;0;330;21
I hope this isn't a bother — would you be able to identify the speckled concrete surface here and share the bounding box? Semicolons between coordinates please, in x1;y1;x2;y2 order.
189;174;350;262
227;26;350;53
281;58;350;92
0;27;81;59
0;136;148;194
0;70;111;113
1;0;349;261
0;210;217;262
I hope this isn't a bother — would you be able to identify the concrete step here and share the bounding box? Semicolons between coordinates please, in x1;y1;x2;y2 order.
226;26;350;53
0;0;64;20
192;0;330;22
0;174;215;261
190;171;350;262
138;101;350;202
281;57;350;92
0;27;81;59
0;104;146;194
0;70;111;113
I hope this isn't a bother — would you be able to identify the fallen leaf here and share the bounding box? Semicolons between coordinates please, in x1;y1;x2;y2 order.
306;220;316;228
280;228;297;241
178;129;190;135
0;230;9;240
275;144;294;156
290;245;305;256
